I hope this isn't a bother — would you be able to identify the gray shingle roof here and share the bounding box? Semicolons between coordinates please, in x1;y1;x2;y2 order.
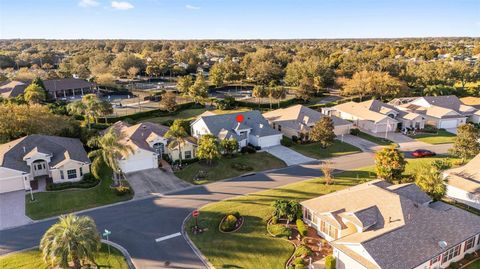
0;135;90;172
43;78;96;93
387;183;432;205
197;110;281;139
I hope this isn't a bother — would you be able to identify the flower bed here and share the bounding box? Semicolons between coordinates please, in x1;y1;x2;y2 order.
219;212;244;233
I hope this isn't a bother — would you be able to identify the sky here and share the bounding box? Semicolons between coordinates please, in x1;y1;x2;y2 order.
0;0;479;39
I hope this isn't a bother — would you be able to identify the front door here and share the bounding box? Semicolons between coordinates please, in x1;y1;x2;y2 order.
32;161;48;177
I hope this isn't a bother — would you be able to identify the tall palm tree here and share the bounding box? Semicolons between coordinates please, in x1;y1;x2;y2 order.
40;214;101;269
67;94;100;130
88;128;133;183
165;121;188;166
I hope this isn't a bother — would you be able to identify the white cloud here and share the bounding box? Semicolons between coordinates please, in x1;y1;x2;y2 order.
78;0;100;7
186;4;200;10
111;1;134;10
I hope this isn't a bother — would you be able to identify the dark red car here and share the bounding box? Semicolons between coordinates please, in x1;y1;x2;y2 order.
411;149;436;158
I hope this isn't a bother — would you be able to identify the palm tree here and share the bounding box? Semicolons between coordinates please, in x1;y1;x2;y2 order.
67;94;101;130
24;83;46;104
97;100;113;123
88;128;133;184
40;214;101;269
165;120;188;166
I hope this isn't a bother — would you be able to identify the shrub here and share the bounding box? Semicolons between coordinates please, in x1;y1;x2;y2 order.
46;173;99;191
423;125;438;133
464;253;473;260
325;255;336;269
350;128;360;136
291;135;299;143
281;137;293;147
294;257;304;265
295;264;306;269
240;145;256;154
449;262;459;269
269;224;292;238
228;211;241;218
288;265;295;269
220;214;238;232
296;219;308;237
231;162;253;171
271;216;278;224
294;244;312;258
114;181;132;196
431;159;452;170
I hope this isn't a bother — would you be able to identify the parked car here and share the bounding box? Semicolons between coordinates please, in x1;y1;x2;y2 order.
411;149;436;158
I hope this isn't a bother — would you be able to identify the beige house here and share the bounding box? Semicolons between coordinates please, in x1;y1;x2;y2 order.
330;100;425;133
262;105;353;138
0;135;91;193
301;180;480;269
444;154;480;210
107;121;197;173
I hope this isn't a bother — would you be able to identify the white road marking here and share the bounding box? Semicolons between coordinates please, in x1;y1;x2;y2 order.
155;232;182;242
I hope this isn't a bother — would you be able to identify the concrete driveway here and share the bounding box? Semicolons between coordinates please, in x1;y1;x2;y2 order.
340;134;382;152
263;145;316;165
0;190;31;230
125;168;191;199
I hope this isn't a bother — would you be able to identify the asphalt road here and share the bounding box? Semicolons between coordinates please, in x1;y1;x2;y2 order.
0;152;374;269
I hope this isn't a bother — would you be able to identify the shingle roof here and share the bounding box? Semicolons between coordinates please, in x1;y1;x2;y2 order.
108;121;170;152
444;153;480;193
43;78;96;93
196;110;281;139
0;81;28;98
0;135;90;172
333;101;399;123
386;183;432;205
302;180;480;269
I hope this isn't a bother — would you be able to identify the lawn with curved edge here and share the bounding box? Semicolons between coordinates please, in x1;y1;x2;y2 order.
186;157;451;269
0;243;129;269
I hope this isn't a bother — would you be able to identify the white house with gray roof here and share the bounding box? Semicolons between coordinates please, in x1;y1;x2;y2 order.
191;110;282;148
301;180;480;269
0;135;91;193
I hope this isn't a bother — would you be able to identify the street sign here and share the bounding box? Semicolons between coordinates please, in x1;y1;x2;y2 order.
103;229;111;237
192;210;199;218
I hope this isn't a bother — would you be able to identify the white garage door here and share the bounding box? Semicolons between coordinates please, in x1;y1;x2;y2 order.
120;157;157;173
439;119;458;129
258;134;282;148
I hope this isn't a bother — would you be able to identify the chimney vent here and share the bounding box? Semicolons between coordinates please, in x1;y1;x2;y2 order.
23;146;26;153
438;241;448;249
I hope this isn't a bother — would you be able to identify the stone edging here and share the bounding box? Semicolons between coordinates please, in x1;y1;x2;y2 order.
101;239;136;269
266;218;298;269
218;215;244;233
181;213;215;269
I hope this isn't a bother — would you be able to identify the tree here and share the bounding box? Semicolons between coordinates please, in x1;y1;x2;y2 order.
24;83;46;104
160;91;177;112
450;124;480;161
176;75;193;94
415;164;446;201
67;94;101;130
165;120;188;166
270;86;287;108
423;85;456;96
88;128;133;179
220;138;239;157
295;77;315;102
189;73;209;104
342;70;406;100
272;199;289;220
374;147;406;183
309;117;336;148
252;85;267;104
197;134;220;165
32;77;46;89
209;63;225;88
97;100;113;123
40;214;100;269
321;160;334;185
127;66;139;79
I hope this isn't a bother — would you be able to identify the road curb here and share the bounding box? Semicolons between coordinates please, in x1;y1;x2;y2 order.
101;239;137;269
181;213;215;269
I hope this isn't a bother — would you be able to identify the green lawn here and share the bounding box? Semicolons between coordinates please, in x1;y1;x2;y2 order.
357;131;395;146
290;140;362;159
186;157;449;269
142;108;206;124
175;152;286;184
26;173;133;220
465;260;480;269
0;244;129;269
411;130;456;144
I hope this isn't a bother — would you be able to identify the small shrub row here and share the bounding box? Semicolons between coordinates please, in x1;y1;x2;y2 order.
240;145;257;154
269;224;292;238
325;255;336;269
349;128;360;136
46;173;98;191
114;180;132;196
294;244;312;258
281;137;293;147
296;219;308;237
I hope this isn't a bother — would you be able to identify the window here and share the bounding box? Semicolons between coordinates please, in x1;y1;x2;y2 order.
278;125;282;131
441;244;461;264
305;209;312;221
153;142;165;155
79;167;83;177
430;255;440;265
272;123;276;129
319;219;338;239
60;170;64;180
37;164;42;170
465;237;475;251
67;169;77;180
185;151;192;159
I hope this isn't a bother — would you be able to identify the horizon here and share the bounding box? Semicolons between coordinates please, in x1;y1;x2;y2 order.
1;0;479;39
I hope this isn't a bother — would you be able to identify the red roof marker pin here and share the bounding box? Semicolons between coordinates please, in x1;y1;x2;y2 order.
236;114;244;123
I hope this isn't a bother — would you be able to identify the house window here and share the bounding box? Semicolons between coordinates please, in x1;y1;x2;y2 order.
67;169;77;180
278;125;282;131
430;255;440;265
153;142;165;155
465;237;475;251
319;219;338;239
60;170;64;180
37;164;43;170
272;123;276;129
185;151;192;159
79;167;83;177
305;209;312;221
441;244;461;264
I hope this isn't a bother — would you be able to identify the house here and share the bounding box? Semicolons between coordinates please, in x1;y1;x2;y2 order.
390;96;475;129
191;110;282;148
0;78;98;100
0;135;91;193
107;121;197;173
460;97;480;109
443;154;480;210
330;100;425;133
301;180;480;269
262;105;353;138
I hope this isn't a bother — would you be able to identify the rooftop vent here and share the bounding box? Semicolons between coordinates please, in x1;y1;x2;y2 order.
438;241;448;249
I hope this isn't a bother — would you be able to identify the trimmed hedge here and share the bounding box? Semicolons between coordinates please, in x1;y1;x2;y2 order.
325;255;336;269
296;219;308;237
294;244;312;258
46;173;98;191
220;214;238;232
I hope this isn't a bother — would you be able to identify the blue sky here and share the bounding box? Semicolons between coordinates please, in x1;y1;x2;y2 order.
1;0;479;39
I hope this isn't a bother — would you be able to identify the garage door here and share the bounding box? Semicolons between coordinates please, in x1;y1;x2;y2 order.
120;157;157;173
258;135;282;148
439;119;458;129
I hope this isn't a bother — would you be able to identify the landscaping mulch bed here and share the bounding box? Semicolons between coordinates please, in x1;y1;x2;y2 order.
219;215;245;233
